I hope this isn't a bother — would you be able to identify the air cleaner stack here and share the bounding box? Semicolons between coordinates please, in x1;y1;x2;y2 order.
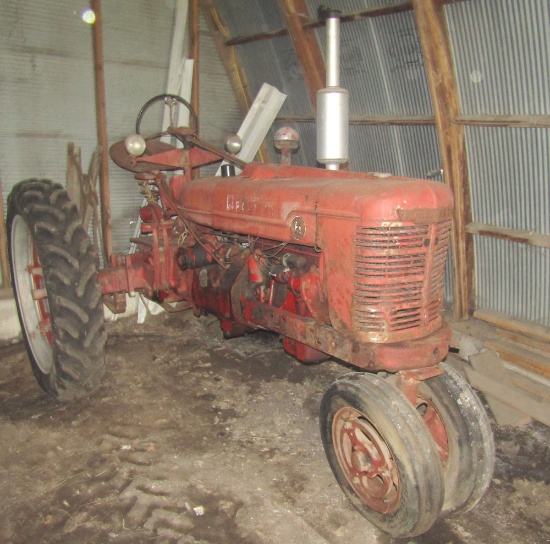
316;10;349;171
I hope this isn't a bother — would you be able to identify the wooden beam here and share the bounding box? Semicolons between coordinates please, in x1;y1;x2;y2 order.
466;354;550;426
90;0;113;261
226;2;415;46
278;0;325;110
276;114;436;125
225;1;467;47
309;2;413;28
201;0;270;163
201;0;251;115
483;339;550;380
455;115;550;128
225;27;289;47
474;309;550;344
497;329;550;356
189;0;200;121
189;0;200;178
413;0;473;320
466;222;550;249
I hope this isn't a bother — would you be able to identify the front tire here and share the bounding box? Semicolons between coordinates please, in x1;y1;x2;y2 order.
320;373;444;538
7;179;106;401
414;363;495;516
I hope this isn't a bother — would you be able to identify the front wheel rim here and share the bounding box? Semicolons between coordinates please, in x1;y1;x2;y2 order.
11;215;54;374
332;406;400;514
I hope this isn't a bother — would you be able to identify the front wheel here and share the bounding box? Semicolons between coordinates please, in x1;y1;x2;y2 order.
7;179;106;401
414;363;495;516
320;373;444;538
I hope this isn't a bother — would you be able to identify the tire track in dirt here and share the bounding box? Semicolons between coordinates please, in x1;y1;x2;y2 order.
33;423;255;544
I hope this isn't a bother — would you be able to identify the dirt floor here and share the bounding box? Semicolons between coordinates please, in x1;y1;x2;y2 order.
0;310;549;544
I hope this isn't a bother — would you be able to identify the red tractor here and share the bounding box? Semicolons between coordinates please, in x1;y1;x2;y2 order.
6;10;493;539
6;94;494;538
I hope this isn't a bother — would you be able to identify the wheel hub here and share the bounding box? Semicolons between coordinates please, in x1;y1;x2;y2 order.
11;215;54;374
27;251;53;346
417;399;449;462
333;406;399;513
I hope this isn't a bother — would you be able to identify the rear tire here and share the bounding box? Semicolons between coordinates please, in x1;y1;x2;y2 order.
320;372;444;538
7;179;106;401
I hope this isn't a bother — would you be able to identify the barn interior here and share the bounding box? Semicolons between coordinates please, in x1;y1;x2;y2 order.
0;1;549;543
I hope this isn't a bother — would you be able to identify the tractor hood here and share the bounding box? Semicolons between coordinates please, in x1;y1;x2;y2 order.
177;163;453;246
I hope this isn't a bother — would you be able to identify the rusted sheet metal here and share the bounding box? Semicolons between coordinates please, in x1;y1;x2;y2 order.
109;139;182;173
316;215;451;344
179;163;453;245
247;301;450;371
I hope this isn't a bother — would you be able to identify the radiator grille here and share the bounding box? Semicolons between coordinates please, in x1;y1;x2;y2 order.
354;221;451;339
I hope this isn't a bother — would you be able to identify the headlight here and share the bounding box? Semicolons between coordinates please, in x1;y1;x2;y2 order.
124;134;146;157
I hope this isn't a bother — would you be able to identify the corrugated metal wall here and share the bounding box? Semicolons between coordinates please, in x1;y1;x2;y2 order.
446;0;550;325
216;1;441;175
447;0;550;116
0;1;243;276
214;0;452;300
3;1;547;325
0;0;173;263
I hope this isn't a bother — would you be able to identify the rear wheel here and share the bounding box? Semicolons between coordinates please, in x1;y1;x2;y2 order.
8;179;106;400
414;363;495;516
320;373;444;538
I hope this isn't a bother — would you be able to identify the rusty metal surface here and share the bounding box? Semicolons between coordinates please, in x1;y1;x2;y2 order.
109;139;181;173
246;300;449;371
352;220;451;341
100;138;453;373
332;406;400;513
178;164;453;246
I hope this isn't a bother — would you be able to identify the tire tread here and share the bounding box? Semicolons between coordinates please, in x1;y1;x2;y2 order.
7;178;105;401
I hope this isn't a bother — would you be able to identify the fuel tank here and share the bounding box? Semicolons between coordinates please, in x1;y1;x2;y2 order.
177;163;453;247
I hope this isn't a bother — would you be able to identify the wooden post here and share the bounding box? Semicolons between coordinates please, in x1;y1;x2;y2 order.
278;0;325;112
412;0;473;319
189;0;200;178
91;0;113;261
0;184;10;288
189;0;200;124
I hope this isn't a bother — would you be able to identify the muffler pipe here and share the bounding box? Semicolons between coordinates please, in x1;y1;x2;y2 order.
316;10;349;171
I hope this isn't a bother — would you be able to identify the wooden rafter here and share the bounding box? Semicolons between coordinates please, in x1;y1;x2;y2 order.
455;115;550;128
227;2;414;46
412;0;473;319
189;0;200;121
466;223;550;249
277;114;436;125
201;0;251;116
278;0;325;111
200;0;270;163
276;113;550;129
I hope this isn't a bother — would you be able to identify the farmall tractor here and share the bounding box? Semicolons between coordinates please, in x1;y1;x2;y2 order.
6;12;493;539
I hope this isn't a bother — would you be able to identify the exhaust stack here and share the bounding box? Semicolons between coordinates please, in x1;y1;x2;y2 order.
316;10;349;171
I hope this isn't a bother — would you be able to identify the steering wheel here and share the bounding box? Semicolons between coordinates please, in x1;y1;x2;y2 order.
135;93;199;137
